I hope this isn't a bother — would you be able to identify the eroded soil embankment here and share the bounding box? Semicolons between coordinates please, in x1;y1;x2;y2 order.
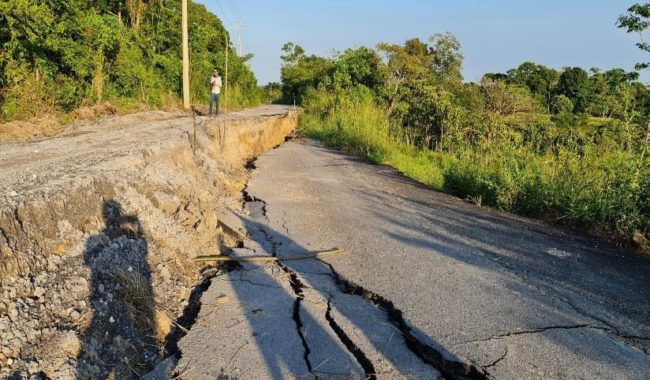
0;106;298;379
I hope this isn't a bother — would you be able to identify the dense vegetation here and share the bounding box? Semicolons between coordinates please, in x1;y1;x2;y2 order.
281;6;650;246
0;0;259;122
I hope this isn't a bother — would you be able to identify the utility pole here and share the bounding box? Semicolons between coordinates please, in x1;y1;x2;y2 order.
182;0;190;110
224;33;229;113
234;22;244;56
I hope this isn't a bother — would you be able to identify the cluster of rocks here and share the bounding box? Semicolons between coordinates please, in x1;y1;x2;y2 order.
0;201;199;379
0;174;223;379
0;139;216;377
1;251;89;379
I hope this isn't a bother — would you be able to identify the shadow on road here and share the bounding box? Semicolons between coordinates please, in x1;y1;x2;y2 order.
229;215;480;379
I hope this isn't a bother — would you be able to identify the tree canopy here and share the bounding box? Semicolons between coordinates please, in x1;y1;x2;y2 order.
0;0;259;121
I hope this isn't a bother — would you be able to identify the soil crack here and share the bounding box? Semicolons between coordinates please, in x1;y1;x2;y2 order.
481;347;508;370
318;259;487;380
284;266;314;374
461;324;612;344
325;297;377;379
217;276;283;289
164;263;241;363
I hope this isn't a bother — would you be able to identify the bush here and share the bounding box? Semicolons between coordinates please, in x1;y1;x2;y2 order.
552;95;574;114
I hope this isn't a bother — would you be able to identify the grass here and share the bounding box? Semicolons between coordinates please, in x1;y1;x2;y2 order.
300;89;649;249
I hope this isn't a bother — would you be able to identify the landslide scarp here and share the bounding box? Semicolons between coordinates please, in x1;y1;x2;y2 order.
0;106;298;379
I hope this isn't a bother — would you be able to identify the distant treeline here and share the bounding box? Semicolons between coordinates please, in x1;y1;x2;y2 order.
277;38;649;132
279;33;649;246
0;0;259;121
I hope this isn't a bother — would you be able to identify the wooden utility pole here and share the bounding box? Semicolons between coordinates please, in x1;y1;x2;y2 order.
181;0;190;110
224;33;229;113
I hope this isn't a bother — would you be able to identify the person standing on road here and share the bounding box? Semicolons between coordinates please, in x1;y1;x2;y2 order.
210;69;222;116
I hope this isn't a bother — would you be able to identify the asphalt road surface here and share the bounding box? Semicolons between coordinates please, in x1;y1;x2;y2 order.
177;139;649;379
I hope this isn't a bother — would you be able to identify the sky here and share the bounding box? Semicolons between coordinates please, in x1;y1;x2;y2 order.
199;0;649;85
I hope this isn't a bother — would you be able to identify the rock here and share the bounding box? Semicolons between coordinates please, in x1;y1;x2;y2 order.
33;287;45;298
47;256;60;271
8;306;18;320
26;329;37;342
0;317;9;331
140;355;178;380
58;331;81;358
109;316;115;324
179;288;191;302
70;310;81;321
154;310;173;341
160;266;171;281
27;360;40;374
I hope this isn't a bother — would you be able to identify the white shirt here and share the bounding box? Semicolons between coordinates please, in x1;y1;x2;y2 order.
211;76;222;95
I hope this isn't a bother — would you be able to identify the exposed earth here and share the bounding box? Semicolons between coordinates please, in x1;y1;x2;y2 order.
0;106;298;379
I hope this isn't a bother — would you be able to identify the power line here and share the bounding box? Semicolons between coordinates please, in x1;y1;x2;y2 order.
226;0;245;24
234;21;244;56
215;0;233;29
216;0;244;56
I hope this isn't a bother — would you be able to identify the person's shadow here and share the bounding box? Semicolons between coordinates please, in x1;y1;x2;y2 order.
76;201;156;379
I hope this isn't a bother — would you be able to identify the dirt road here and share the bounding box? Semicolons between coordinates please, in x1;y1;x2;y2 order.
177;139;650;379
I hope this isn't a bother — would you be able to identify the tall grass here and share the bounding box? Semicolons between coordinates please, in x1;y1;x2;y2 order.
219;84;261;112
301;88;649;245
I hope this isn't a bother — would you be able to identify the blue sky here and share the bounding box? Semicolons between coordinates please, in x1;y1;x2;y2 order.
199;0;649;85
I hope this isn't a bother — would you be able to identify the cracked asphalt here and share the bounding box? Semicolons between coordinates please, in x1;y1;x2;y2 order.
176;139;650;379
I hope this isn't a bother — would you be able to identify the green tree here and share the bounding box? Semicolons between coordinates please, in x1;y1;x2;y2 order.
0;0;258;121
280;43;334;104
617;3;650;70
556;67;592;113
481;78;537;115
483;73;509;82
588;68;640;117
332;47;385;89
376;37;444;115
280;42;306;64
378;38;433;81
551;94;574;114
429;33;464;83
506;62;559;112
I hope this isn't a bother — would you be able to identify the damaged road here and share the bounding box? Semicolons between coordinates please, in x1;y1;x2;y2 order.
176;164;443;379
177;138;649;379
